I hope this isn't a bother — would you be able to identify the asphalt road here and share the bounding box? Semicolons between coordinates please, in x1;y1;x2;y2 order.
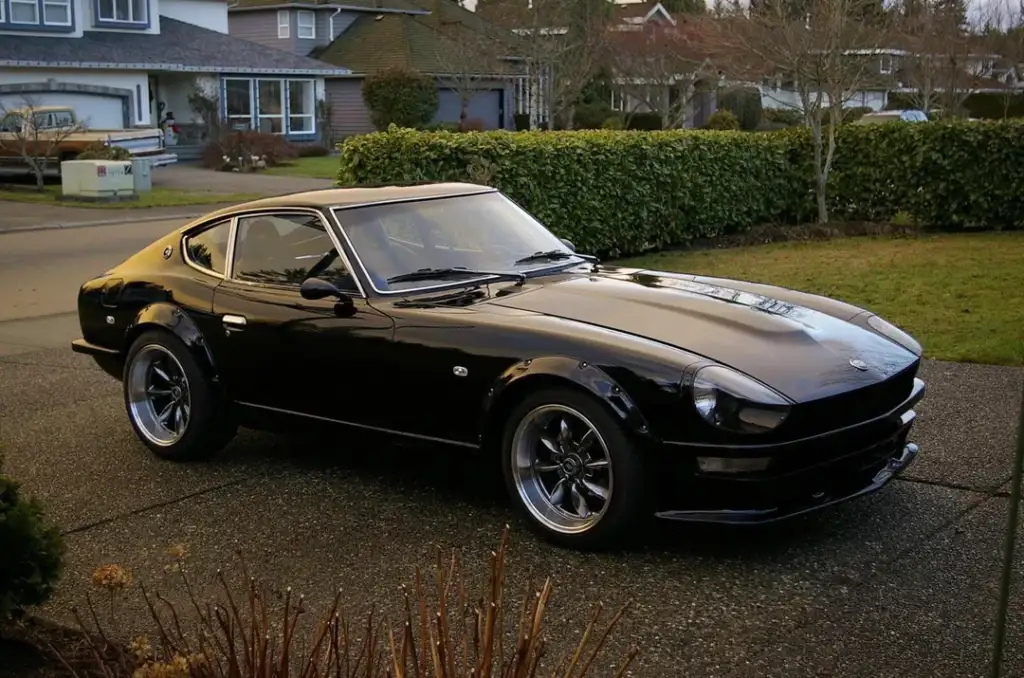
1;222;1023;677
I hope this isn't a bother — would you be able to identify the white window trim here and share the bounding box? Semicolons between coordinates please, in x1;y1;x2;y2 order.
277;9;289;38
0;1;6;22
224;77;318;137
42;0;72;25
10;0;40;24
879;55;893;75
296;9;315;39
98;0;147;23
287;79;316;135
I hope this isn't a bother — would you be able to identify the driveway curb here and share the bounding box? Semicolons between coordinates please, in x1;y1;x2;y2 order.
0;211;208;235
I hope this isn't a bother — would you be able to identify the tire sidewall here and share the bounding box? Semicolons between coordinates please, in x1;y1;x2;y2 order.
500;386;645;550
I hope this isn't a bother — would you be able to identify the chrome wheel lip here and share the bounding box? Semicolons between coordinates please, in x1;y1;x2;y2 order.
511;404;614;535
126;344;191;447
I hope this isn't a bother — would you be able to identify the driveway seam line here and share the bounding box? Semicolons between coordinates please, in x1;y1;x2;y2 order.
896;474;1010;497
60;477;251;537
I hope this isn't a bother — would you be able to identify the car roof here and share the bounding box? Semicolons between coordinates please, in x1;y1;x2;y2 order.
194;182;496;224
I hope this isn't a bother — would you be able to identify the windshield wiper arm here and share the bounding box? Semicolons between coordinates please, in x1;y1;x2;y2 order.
386;267;526;285
514;249;598;265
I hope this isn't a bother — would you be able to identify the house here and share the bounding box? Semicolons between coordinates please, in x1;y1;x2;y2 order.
227;0;528;137
0;0;350;158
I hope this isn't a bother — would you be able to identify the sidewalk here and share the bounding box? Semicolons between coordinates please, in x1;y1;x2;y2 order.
0;200;227;233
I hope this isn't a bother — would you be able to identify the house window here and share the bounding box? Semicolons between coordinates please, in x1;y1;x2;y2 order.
43;0;72;24
0;1;6;21
277;9;289;38
10;0;39;23
224;78;317;137
97;0;147;23
225;79;254;131
610;89;625;112
297;10;315;39
879;55;893;75
288;80;315;133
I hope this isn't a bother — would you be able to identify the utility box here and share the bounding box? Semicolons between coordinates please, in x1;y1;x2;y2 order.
131;157;153;193
61;160;135;199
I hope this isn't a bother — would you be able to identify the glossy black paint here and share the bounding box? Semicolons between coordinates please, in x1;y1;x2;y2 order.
72;191;926;524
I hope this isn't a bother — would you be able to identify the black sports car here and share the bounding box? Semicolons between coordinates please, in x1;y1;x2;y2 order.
72;182;925;549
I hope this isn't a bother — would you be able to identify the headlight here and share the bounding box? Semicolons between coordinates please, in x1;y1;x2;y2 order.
867;315;921;355
692;365;792;434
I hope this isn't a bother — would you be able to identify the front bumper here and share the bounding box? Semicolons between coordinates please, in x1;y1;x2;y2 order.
651;378;924;525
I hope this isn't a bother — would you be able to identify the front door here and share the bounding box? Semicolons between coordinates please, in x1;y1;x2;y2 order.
206;210;394;425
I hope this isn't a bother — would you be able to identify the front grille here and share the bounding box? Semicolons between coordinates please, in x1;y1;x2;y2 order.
789;360;919;436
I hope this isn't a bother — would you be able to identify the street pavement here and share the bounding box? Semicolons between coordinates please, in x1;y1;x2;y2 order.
1;222;1023;677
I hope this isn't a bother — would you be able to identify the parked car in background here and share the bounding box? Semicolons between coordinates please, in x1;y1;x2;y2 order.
0;106;177;171
855;109;930;124
71;183;926;550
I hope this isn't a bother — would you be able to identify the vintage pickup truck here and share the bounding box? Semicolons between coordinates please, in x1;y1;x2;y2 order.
0;105;178;171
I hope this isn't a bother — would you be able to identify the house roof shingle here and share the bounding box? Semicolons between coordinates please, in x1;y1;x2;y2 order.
0;17;350;75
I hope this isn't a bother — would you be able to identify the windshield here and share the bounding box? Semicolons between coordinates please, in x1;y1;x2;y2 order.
333;191;582;292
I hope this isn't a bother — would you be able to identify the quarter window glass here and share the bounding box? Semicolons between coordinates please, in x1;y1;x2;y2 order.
185;219;231;274
233;213;357;292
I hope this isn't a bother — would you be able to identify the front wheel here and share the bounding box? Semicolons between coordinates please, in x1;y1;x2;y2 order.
500;387;646;550
123;329;236;461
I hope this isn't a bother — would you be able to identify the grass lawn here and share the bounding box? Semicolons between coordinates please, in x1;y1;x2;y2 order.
0;186;260;209
265;155;339;179
618;232;1024;366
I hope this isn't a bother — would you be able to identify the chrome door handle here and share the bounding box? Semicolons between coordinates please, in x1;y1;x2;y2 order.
222;314;247;327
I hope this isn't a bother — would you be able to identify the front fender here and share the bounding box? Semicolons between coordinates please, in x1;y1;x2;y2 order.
481;356;653;443
126;303;219;381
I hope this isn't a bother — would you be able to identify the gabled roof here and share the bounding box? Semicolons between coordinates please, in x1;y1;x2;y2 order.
227;0;426;13
0;17;350;75
317;0;522;75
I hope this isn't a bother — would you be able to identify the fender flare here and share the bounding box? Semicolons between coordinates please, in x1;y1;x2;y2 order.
125;303;219;382
479;356;653;446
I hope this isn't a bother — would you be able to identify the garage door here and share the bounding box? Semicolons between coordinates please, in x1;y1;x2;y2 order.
434;89;502;129
0;92;125;130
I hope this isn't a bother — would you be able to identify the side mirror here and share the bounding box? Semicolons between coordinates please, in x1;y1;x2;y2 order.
560;238;576;252
300;277;347;301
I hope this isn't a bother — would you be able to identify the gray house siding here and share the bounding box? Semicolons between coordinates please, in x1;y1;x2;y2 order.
228;9;359;57
326;77;374;138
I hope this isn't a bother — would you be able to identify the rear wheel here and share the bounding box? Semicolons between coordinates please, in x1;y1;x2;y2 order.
500;387;646;550
123;330;236;461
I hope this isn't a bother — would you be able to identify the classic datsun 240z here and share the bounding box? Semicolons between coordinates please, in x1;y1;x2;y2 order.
72;183;925;549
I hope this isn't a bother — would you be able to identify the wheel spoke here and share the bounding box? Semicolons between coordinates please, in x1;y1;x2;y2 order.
549;478;567;506
180;402;191;428
576;428;595;453
570;482;591;518
152;365;173;385
557;417;572;446
172;403;183;433
147;386;172;396
584;459;609;471
581;479;609;501
539;435;561;457
157;401;174;426
534;461;561;473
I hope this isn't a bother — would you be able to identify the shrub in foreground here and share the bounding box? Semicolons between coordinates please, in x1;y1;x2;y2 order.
75;142;132;161
201;131;297;172
71;528;637;678
0;462;65;621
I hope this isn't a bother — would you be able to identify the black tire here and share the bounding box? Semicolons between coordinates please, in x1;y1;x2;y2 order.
500;386;646;550
122;329;236;461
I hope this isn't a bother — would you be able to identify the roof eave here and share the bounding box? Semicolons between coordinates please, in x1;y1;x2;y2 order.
0;59;351;75
227;3;429;14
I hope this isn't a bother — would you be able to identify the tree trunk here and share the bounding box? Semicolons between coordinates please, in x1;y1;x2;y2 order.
811;121;828;224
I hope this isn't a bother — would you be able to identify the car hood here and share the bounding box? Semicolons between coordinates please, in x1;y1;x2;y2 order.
485;268;918;403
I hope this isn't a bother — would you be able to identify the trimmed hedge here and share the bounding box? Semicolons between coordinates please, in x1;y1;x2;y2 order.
337;120;1024;256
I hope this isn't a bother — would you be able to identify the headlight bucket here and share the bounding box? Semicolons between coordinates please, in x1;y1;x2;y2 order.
692;365;792;435
867;314;922;355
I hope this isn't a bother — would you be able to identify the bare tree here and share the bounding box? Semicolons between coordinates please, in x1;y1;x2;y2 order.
500;0;611;129
0;95;86;190
978;0;1024;117
609;20;718;128
431;0;517;128
711;0;893;224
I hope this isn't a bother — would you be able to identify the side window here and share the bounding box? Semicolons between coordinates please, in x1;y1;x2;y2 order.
184;219;232;275
233;213;357;292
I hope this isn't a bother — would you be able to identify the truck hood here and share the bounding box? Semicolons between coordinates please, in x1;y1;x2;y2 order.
485;268;918;403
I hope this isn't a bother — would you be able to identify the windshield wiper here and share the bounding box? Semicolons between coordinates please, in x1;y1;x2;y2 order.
386;267;526;285
514;249;598;265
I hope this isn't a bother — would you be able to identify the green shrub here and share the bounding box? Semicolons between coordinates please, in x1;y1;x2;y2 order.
0;467;65;621
339;126;797;256
718;87;763;130
75;142;132;161
513;113;531;131
601;115;624;130
361;67;439;131
573;102;614;129
294;143;330;157
704;110;741;130
624;112;663;130
763;108;803;126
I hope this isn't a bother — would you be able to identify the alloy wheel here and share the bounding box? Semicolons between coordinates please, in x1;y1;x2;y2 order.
126;344;192;447
511;404;613;534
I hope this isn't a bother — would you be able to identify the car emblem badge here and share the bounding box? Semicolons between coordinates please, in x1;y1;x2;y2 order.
453;366;468;377
849;358;869;371
162;246;173;259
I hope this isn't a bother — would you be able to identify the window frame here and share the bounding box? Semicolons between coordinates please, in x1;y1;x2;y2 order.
226;208;365;298
42;0;71;25
0;1;5;22
96;0;147;24
277;9;289;38
879;55;893;75
10;0;40;24
296;9;315;39
222;77;317;137
287;79;316;135
256;79;285;135
182;217;235;279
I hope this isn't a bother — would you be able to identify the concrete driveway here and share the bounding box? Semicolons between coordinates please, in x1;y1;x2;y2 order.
152;163;332;195
1;222;1023;677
